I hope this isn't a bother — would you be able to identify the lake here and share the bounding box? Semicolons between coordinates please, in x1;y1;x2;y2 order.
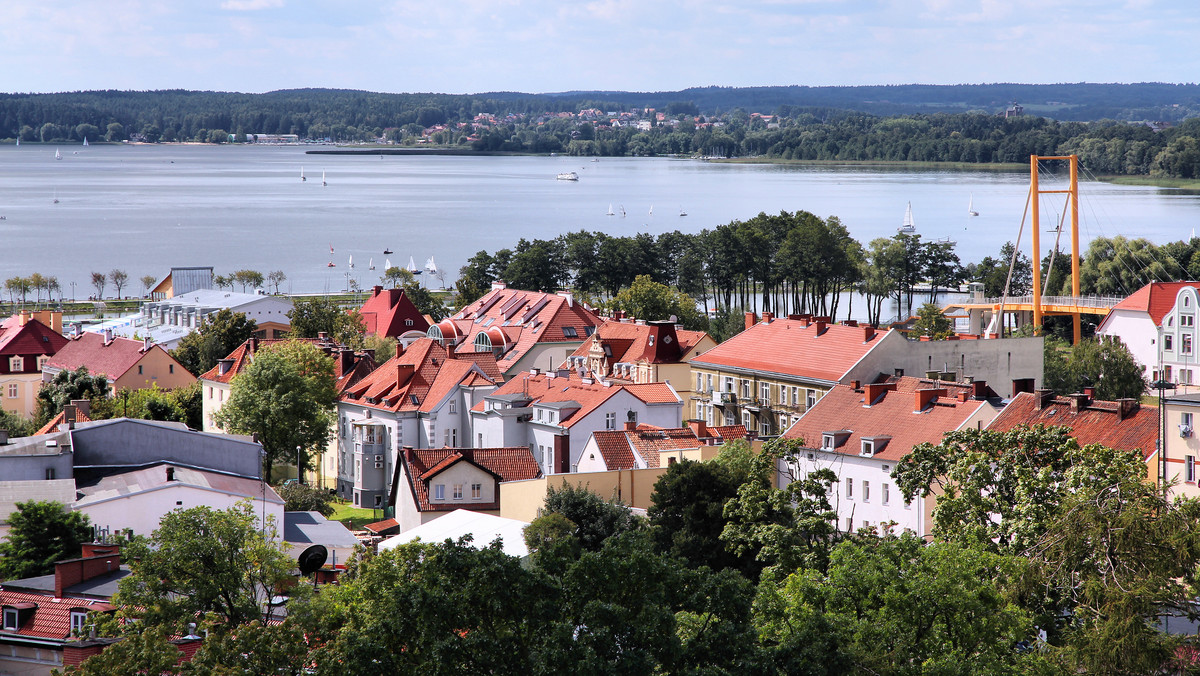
1;144;1197;298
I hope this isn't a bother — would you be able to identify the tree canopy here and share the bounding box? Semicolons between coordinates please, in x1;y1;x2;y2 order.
287;297;365;347
0;501;92;580
170;308;258;376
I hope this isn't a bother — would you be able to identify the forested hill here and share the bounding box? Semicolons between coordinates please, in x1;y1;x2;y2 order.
2;82;1199;144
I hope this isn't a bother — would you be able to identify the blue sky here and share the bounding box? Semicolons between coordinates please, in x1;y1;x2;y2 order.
3;0;1197;94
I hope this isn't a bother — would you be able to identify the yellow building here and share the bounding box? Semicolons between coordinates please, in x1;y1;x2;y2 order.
43;330;195;396
0;311;68;418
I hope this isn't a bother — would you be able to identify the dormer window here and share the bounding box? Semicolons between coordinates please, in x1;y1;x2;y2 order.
71;610;88;634
860;436;890;457
861;440;875;456
2;608;17;630
821;430;852;449
8;356;22;372
822;434;835;449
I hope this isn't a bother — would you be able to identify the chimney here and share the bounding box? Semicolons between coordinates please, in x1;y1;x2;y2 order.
1035;388;1055;410
842;319;858;327
744;311;757;331
73;323;82;339
1068;392;1089;413
166;466;176;481
63;404;77;425
1012;378;1036;396
1083;385;1095;399
70;399;91;416
851;380;861;390
956;390;969;402
762;312;773;324
143;337;152;353
686;419;709;439
862;325;875;341
317;331;329;341
814;319;828;335
396;363;415;385
624;420;637;431
531;368;540;376
373;285;383;297
339;349;354;374
1116;398;1139;421
556;368;570;379
217;358;234;376
248;336;259;354
971;380;988;400
557;290;574;308
18;310;29;326
915;387;946;412
103;328;113;345
491;280;507;291
445;340;455;359
863;381;896;406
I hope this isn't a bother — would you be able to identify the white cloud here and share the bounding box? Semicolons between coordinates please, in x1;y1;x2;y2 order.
220;0;284;10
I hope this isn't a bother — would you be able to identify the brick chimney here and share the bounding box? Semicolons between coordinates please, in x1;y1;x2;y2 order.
864;381;896;406
339;349;354;374
1035;388;1055;410
491;280;508;291
1116;398;1140;421
914;387;946;412
862;325;875;341
63;404;77;426
396;362;415;385
1068;392;1089;413
624;420;637;431
248;336;259;354
761;312;773;324
70;399;91;416
445;340;455;359
814;319;828;335
971;380;988;400
686;419;709;439
373;285;383;298
1012;378;1036;396
744;311;757;331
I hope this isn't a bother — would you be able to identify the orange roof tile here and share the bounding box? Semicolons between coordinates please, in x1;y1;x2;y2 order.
358;286;430;338
46;333;181;382
562;320;711;374
1109;281;1196;327
200;337;376;395
986;391;1157;458
0;316;68;359
782;376;995;461
692;318;887;383
340;338;499;413
471;372;679;428
400;446;542;512
0;589;114;641
35;409;93;435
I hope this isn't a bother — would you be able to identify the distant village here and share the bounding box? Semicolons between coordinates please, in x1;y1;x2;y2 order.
1;262;1198;672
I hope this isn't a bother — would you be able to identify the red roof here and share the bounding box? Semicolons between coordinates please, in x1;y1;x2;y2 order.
340;338;500;413
0;316;68;363
200;337;376;395
986;391;1157;458
1109;281;1196;327
438;285;602;373
692;317;887;383
45;333;177;381
561;320;711;376
782;376;996;461
470;372;680;428
400;446;541;512
0;589;113;640
358;286;431;338
588;423;748;469
35;409;93;435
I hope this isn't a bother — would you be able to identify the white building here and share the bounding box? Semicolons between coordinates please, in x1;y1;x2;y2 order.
90;289;293;350
1096;281;1198;387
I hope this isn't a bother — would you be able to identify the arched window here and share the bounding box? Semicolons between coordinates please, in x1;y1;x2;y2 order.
474;332;492;353
427;325;444;342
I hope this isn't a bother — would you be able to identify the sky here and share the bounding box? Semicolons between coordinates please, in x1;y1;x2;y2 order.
2;0;1197;95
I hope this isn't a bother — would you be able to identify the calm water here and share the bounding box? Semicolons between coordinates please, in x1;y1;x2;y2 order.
1;143;1197;297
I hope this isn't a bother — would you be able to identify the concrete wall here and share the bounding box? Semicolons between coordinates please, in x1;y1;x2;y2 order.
78;484;284;539
70;420;263;478
500;468;668;523
849;335;1044;394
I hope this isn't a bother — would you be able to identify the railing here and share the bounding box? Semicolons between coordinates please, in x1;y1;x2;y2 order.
980;294;1125;309
717;392;737;404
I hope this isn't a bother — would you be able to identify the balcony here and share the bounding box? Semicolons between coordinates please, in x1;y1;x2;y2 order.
716;391;737;405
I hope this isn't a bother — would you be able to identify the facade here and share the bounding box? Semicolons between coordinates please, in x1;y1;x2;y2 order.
576;420;750;472
780;376;1002;536
561;317;715;423
1163;394;1200;500
148;266;214;300
358;285;430;339
394;446;541;531
427;281;603;378
89;289;293;349
335;338;503;507
43;330;195;396
0;312;68;418
1096;281;1195;386
470;370;683;476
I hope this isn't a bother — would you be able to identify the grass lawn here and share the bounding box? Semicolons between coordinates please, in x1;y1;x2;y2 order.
330;501;382;530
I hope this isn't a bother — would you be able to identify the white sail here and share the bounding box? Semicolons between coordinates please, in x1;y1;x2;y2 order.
83;137;88;147
322;169;326;186
425;256;438;274
607;204;614;216
898;202;916;234
349;254;354;269
408;256;420;273
385;258;392;270
301;166;306;181
649;204;654;216
968;195;979;216
369;257;375;271
55;148;62;160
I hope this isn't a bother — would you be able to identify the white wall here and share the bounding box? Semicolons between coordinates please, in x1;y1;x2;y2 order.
78;485;284;539
1098;309;1158;377
783;450;926;536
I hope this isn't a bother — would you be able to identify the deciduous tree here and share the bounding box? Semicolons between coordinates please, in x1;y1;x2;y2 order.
169;308;257;376
288;297;365;348
108;269;128;298
0;501;92;580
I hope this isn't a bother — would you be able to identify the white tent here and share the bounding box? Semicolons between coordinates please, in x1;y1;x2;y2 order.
378;509;530;559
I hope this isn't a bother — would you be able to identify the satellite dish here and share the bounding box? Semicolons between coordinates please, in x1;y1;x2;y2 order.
298;545;328;575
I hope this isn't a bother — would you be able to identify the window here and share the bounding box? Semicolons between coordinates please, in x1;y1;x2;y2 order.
138;365;143;375
1166;334;1174;351
9;356;22;371
3;608;18;630
434;484;445;500
471;483;482;499
741;380;751;398
37;356;48;370
1188;456;1197;483
169;364;174;374
706;374;713;392
46;468;55;480
742;411;752;427
451;428;457;446
1185;334;1194;355
723;376;734;392
6;384;16;398
863;480;870;502
696;373;703;392
760;383;770;401
791;386;799;406
1186;370;1195;385
536;408;543;421
1185;412;1194;428
452;484;463;500
562;326;578;338
405;319;414;326
444;429;451;446
759;419;770;436
724;411;734;425
1185;315;1196;327
449;401;456;414
71;611;87;634
807;389;818;409
845;517;852;531
846;477;853;498
605;412;616;429
883;483;890;505
861;440;874;456
779;385;787;404
478;433;483;447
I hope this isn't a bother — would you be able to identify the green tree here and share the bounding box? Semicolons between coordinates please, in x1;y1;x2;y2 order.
912;302;952;339
608;274;707;331
0;501;92;580
36;366;110;424
0;408;37;438
288;296;365;348
214;340;336;482
139;274;157;297
648;455;754;574
231;269;264;292
104;122;126;142
56;626;184;676
90;271;106;298
140;123;162;143
170;309;257;376
1042;335;1146;400
206;129;228;144
266;270;286;294
381;265;412;290
116;502;294;629
4;276;30;305
968;241;1032;297
542;482;639;552
279;481;335;516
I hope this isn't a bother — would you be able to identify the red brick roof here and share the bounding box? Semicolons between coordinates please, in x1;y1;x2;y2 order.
562;320;711;373
0;589;113;640
340;338;500;413
35;409;93;435
363;518;399;534
986;391;1157;458
45;333;176;381
782;376;995;461
692;317;887;383
358;286;431;338
200;337;376;395
436;286;602;373
0;316;68;362
400;446;541;512
1109;281;1196;327
470;372;680;428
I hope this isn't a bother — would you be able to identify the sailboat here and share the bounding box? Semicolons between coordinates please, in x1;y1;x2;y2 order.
607;204;615;216
679;206;688;217
620;205;626;218
348;254;354;269
55;148;62;160
83;137;88;147
329;243;335;254
649;204;654;216
327;261;335;268
897;202;916;234
52;189;59;204
322;169;327;187
301;167;306;182
425;256;438;276
407;256;422;275
968;195;979;217
368;258;375;271
385;258;393;271
14;138;18;147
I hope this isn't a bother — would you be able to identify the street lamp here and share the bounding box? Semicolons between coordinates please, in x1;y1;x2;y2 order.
296;445;303;485
1151;378;1177;496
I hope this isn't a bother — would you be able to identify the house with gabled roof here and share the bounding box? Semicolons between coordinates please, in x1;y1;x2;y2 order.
576;419;751;472
470;370;683;476
426;281;603;379
43;329;194;397
1098;281;1200;388
358;285;430;340
561;317;714;421
781;375;1002;536
335;338;503;508
1;311;69;419
394;446;541;531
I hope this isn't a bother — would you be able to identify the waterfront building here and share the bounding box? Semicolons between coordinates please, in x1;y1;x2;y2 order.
1098;281;1200;390
89;289;292;350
